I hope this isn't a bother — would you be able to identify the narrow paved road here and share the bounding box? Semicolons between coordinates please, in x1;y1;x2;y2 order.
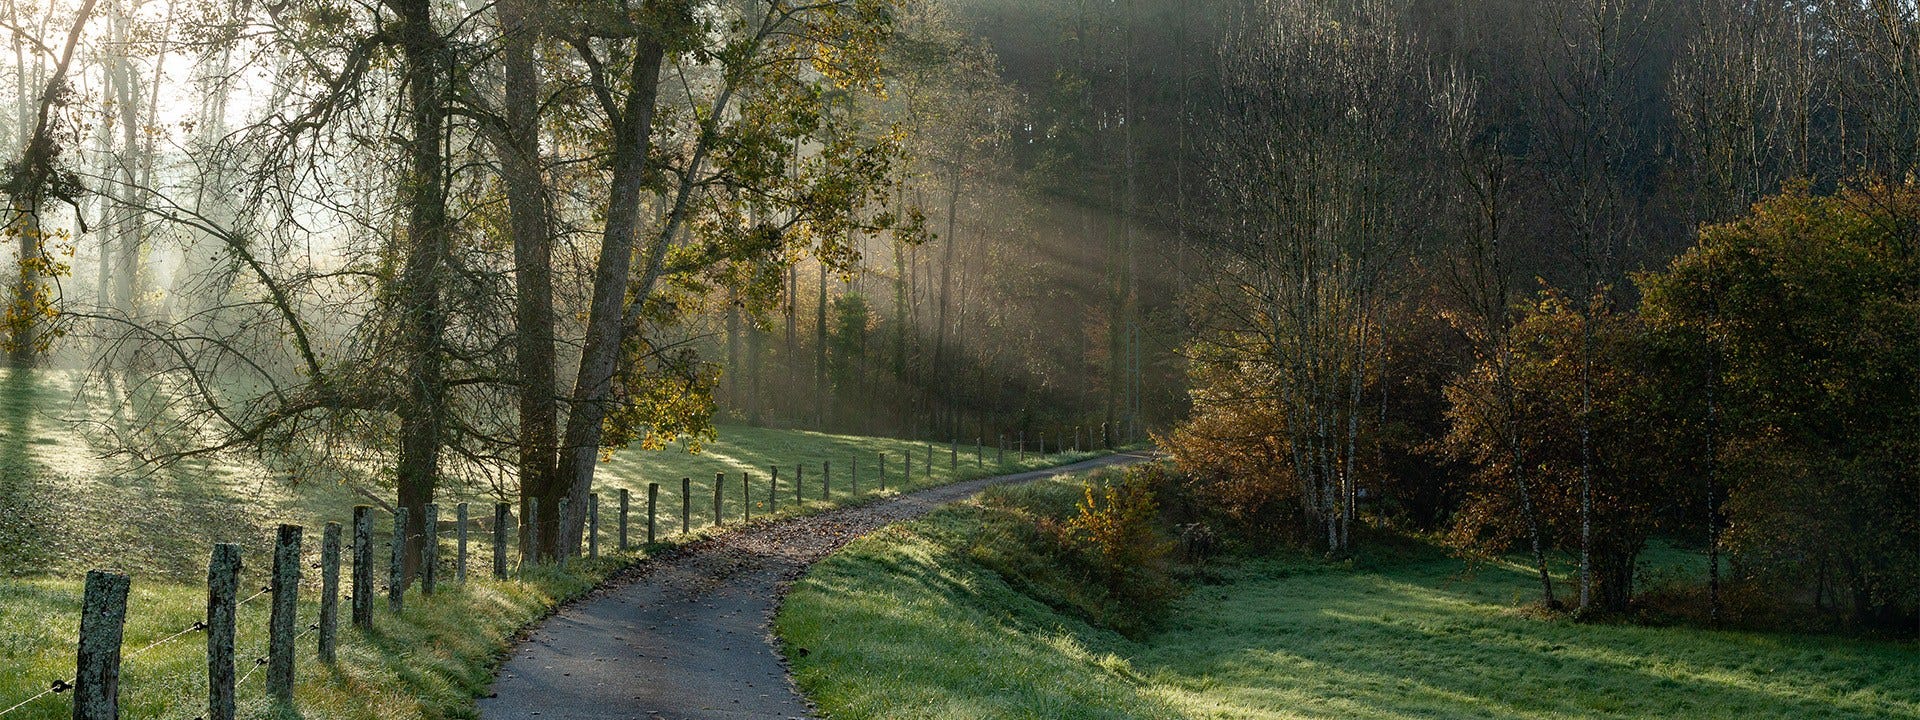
477;452;1154;720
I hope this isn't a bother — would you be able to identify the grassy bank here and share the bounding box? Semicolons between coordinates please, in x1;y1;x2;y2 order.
777;475;1920;719
0;367;1101;718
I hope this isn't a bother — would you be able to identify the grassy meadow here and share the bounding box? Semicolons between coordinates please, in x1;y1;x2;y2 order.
777;475;1920;720
0;367;1099;719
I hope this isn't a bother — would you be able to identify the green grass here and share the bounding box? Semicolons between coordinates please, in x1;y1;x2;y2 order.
777;477;1920;720
0;367;1105;718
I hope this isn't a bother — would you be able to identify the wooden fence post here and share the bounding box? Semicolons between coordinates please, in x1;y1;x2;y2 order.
795;464;803;503
713;472;724;526
998;435;1006;464
743;473;751;521
456;502;468;583
206;544;241;720
557;498;570;569
319;522;341;664
878;453;885;491
679;478;691;533
493;503;509;579
421;504;438;595
389;507;407;612
352;506;373;628
268;524;302;703
851;457;858;494
950;440;956;471
769;467;779;512
926;443;933;473
977;437;983;467
619;489;631;551
588;493;600;559
647;483;659;543
1019;431;1026;461
73;570;130;720
525;504;539;568
904;451;911;484
823;461;831;500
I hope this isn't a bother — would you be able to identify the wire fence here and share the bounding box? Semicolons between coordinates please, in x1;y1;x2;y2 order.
0;429;1110;718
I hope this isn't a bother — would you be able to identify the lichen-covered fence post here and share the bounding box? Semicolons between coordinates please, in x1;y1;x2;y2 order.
268;524;302;703
493;503;510;579
421;504;438;595
524;504;538;569
794;464;803;503
647;482;660;543
556;498;570;569
319;522;341;664
456;502;469;583
207;544;241;720
389;507;408;612
618;489;631;550
680;478;691;534
588;493;600;558
73;570;130;720
352;506;373;628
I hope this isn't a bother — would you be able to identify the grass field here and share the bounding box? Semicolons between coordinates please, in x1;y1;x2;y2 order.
0;367;1100;719
777;475;1920;720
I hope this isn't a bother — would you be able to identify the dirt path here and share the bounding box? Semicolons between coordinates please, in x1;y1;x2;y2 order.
477;452;1154;720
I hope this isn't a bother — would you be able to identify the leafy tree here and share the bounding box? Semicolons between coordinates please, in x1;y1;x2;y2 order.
1639;181;1920;627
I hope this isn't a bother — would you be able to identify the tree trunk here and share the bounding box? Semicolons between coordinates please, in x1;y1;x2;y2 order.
390;0;453;581
552;13;685;555
495;0;559;562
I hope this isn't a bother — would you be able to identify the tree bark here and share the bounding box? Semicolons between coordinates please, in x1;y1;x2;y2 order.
494;0;559;562
551;27;671;558
389;0;453;581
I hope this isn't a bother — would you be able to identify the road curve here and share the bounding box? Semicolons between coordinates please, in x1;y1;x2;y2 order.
477;451;1156;720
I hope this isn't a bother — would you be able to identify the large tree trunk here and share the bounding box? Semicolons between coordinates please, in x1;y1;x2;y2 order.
495;0;559;562
390;0;453;583
551;34;670;559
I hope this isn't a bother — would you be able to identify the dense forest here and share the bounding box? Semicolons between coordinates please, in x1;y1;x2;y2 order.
2;0;1917;635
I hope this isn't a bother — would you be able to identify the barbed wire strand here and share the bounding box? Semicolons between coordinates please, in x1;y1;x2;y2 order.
0;678;71;719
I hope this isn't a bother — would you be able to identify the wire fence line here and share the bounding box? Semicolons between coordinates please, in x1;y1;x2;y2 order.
3;433;1104;718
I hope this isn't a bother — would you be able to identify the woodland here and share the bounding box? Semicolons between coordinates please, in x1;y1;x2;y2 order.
1;0;1918;679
